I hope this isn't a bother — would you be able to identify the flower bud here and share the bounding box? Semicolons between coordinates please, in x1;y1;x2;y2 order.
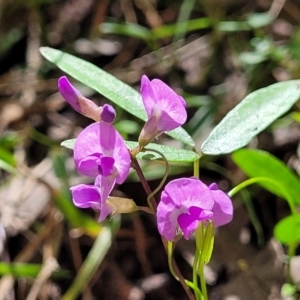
58;76;101;121
101;104;116;123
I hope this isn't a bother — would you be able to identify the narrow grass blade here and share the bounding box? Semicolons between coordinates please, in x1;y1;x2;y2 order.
62;217;120;300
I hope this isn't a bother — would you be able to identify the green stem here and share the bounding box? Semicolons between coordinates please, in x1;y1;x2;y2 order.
198;263;207;300
167;241;197;300
228;177;296;215
287;242;298;283
192;250;202;300
194;158;200;178
197;224;209;300
167;241;177;279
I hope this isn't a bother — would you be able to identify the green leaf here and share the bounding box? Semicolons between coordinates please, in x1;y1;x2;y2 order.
0;159;16;173
232;149;300;205
216;21;250;32
0;262;70;279
274;215;300;245
0;145;16;173
152;18;211;39
61;139;75;150
247;12;275;28
114;119;140;135
100;22;151;41
61;139;199;162
281;283;297;297
100;18;211;41
201;80;300;155
39;47;194;147
129;141;198;162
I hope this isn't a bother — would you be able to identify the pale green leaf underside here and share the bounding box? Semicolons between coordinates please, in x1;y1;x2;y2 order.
39;47;194;147
126;141;198;162
61;139;198;162
232;149;300;205
201;80;300;155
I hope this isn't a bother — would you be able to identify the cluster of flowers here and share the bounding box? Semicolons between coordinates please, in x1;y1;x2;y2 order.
58;75;233;241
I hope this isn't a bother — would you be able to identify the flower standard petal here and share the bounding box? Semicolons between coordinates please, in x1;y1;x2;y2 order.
209;183;233;227
140;75;156;118
150;78;187;132
164;178;214;210
157;178;214;241
138;75;187;146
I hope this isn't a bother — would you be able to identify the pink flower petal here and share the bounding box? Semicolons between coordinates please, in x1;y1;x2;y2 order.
95;175;116;221
157;196;182;241
74;122;130;183
101;104;116;123
138;75;187;146
58;76;82;112
157;178;214;241
164;178;214;210
209;183;233;227
77;153;101;177
70;184;101;209
99;156;115;176
178;207;213;239
140;75;156;118
74;122;102;176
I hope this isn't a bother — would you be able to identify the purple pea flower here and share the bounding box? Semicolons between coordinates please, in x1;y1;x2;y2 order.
70;175;115;221
58;76;116;123
73;121;130;183
138;75;187;146
70;121;131;221
157;178;233;241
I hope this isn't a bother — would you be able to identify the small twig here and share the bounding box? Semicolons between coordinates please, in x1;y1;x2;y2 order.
25;257;59;300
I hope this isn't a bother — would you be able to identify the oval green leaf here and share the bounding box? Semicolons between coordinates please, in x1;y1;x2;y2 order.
39;47;194;147
232;149;300;205
201;80;300;155
274;215;300;245
61;139;198;162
